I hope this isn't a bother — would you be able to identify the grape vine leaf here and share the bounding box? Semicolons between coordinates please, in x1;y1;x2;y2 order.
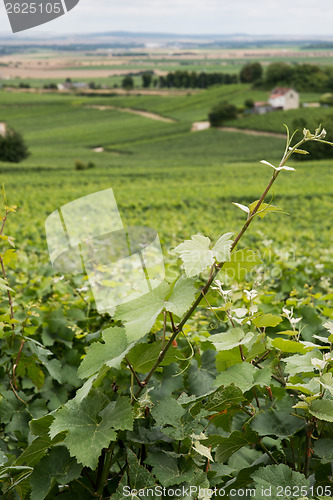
260;160;295;172
173;234;213;277
204;385;245;413
151;397;186;428
208;328;254;351
165;275;197;317
271;338;309;354
215;362;271;393
145;451;195;487
30;447;82;500
14;432;65;468
78;326;129;379
250;397;306;438
222;248;262;281
110;474;128;500
215;428;258;463
173;233;233;277
114;276;196;342
309;399;333;422
313;438;333;462
127;341;184;373
284;350;320;376
212;232;234;262
27;339;62;383
249;199;284;219
253;314;282;328
127;449;156;490
49;390;117;469
233;202;250;214
99;397;133;431
250;464;309;499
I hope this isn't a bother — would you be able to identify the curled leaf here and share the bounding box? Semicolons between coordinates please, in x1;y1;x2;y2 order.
260;160;295;172
232;202;250;214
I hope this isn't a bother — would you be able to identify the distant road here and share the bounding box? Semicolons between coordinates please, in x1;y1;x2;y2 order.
191;122;285;138
218;126;286;138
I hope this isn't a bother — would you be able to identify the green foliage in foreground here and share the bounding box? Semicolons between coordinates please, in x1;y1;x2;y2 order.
0;128;333;499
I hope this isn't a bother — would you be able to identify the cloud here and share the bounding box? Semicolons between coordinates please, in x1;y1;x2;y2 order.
0;0;333;35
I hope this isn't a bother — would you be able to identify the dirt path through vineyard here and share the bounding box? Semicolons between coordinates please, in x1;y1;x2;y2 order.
218;126;286;138
86;105;176;123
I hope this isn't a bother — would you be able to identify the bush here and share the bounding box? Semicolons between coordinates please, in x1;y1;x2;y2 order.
244;98;255;109
240;62;263;83
208;101;238;127
0;125;29;163
142;72;153;88
74;160;95;170
43;83;57;90
265;62;294;87
122;76;134;90
320;93;333;106
74;160;86;170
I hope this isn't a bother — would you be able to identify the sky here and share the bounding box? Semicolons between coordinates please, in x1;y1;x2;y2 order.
0;0;333;37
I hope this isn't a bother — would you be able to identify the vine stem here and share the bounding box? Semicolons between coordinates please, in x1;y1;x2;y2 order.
259;440;279;465
134;171;281;399
12;339;25;389
96;442;116;497
133;133;311;400
304;420;314;477
0;209;15;329
125;355;143;387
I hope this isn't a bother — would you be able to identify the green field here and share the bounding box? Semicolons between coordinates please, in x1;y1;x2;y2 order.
1;68;333;499
0;85;332;257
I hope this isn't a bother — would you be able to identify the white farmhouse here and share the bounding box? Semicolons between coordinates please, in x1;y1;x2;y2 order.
268;87;299;111
0;122;7;137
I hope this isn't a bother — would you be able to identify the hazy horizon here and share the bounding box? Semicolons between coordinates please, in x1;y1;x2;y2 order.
0;0;333;38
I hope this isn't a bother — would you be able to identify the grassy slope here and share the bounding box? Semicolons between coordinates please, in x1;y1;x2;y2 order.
225;107;333;134
0;89;332;259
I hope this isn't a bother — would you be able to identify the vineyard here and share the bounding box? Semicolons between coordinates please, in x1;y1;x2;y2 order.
0;87;333;499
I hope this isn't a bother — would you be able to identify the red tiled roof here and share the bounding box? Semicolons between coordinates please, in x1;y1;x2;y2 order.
270;87;293;98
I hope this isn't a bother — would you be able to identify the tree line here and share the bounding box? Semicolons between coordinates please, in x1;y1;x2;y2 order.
122;61;333;92
122;70;238;90
240;61;333;93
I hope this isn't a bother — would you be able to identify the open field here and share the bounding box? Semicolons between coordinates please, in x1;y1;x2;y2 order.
2;44;333;86
1;57;333;496
0;86;332;255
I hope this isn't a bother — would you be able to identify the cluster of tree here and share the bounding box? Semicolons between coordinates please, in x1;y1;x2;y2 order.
122;75;134;90
87;81;102;90
0;125;29;163
208;101;238;127
18;82;30;89
141;70;238;89
239;62;263;83
240;61;333;93
43;83;58;89
74;160;95;170
264;62;333;92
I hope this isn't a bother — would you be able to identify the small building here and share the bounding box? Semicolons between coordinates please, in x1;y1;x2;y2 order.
268;87;299;111
0;122;7;137
57;82;73;91
253;102;272;115
57;81;88;91
72;82;89;90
